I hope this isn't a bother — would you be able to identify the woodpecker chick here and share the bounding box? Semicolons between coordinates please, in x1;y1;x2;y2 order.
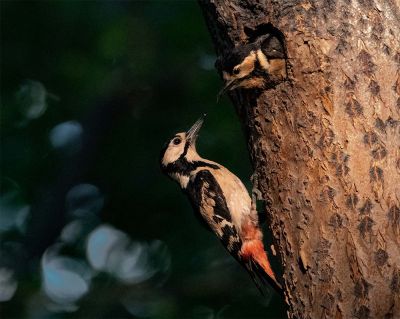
160;115;282;294
217;34;286;98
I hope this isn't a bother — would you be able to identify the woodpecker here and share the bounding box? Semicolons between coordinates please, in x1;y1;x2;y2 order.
217;34;286;99
160;115;282;294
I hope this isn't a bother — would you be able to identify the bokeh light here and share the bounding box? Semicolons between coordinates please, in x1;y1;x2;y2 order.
86;225;170;284
49;121;83;154
0;268;18;302
0;183;30;234
16;80;48;120
65;184;104;218
60;220;85;245
41;245;91;305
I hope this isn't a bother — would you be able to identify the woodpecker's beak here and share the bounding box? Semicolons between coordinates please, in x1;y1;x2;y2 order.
186;114;206;144
217;79;240;102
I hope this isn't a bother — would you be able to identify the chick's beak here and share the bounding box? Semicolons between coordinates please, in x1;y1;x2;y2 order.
186;114;206;144
217;79;240;102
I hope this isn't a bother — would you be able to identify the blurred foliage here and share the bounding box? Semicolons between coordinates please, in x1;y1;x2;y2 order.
0;1;286;318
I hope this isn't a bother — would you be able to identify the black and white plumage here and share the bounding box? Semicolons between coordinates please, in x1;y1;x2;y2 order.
160;115;282;294
216;34;286;98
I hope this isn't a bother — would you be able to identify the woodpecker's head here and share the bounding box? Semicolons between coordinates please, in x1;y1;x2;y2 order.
160;115;205;172
217;34;286;98
217;45;260;98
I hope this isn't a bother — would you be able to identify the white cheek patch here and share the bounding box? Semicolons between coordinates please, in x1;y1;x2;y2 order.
162;146;182;166
256;49;270;70
237;51;256;78
162;133;187;166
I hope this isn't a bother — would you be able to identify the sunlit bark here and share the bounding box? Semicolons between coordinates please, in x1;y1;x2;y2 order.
199;1;400;318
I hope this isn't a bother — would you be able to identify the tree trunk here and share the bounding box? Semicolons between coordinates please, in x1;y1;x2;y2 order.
198;1;400;318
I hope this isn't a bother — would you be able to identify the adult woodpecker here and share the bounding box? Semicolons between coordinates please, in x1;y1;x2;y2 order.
160;115;282;294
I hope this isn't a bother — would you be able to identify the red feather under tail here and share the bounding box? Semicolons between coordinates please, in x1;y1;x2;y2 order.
241;239;282;295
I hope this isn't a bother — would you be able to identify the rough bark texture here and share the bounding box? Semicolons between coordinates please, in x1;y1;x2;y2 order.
199;1;400;318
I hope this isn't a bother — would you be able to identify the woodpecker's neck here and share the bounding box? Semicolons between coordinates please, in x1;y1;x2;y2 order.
162;144;220;189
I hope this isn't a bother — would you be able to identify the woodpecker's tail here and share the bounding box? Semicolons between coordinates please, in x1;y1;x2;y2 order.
241;239;283;296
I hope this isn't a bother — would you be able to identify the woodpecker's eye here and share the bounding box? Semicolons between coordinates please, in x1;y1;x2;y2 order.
173;137;182;145
233;68;240;75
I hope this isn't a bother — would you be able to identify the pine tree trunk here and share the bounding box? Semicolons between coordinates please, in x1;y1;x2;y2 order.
198;1;400;318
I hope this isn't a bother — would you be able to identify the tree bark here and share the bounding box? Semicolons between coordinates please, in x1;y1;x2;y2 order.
199;1;400;318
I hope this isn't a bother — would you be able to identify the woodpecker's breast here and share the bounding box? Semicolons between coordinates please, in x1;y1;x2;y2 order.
211;166;252;230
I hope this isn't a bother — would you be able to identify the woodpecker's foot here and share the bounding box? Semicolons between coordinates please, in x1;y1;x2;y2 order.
250;172;264;200
250;172;262;214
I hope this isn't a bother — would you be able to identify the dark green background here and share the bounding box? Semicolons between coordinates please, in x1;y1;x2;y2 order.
0;1;285;318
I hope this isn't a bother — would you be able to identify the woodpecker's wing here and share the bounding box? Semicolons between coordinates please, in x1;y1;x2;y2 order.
185;169;282;296
185;169;242;258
